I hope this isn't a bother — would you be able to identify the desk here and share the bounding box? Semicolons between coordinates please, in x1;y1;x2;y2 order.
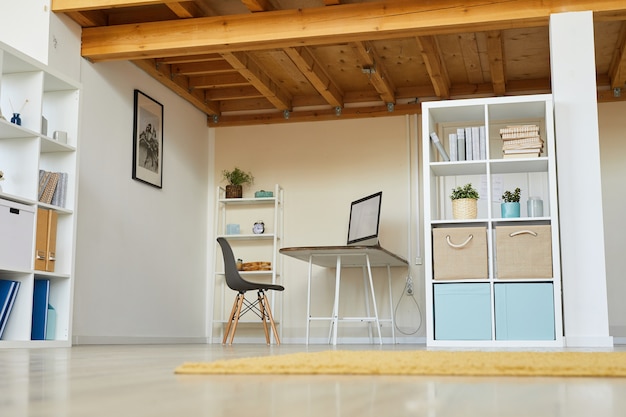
279;245;408;345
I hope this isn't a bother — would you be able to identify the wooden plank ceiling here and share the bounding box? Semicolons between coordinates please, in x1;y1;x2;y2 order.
52;0;626;127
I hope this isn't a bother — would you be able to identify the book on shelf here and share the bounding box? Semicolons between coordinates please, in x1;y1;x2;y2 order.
499;124;540;137
503;151;541;159
38;170;68;208
429;132;450;161
464;127;472;160
0;279;20;339
456;129;466;161
471;126;481;160
31;279;50;340
448;133;458;161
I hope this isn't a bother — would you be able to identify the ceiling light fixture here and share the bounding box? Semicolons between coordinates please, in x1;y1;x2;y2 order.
387;102;395;112
614;87;621;98
283;110;290;120
335;106;342;116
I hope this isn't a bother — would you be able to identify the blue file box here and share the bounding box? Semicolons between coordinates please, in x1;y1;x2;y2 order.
495;283;555;340
434;283;492;340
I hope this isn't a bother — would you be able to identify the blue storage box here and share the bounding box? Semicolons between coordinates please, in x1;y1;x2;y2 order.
254;190;273;198
434;283;492;340
226;224;240;235
495;283;555;340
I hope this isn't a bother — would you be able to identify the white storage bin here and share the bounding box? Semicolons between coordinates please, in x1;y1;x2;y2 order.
0;199;35;270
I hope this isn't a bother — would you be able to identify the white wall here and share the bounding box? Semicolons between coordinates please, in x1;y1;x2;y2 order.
73;60;212;343
0;0;50;65
212;116;423;343
598;101;626;340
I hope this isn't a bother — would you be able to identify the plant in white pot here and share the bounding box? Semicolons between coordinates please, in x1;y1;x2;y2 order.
450;183;479;219
222;167;254;198
501;187;521;218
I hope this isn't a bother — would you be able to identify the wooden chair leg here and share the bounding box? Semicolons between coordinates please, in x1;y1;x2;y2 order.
223;294;240;345
229;293;245;345
262;291;280;345
257;291;270;345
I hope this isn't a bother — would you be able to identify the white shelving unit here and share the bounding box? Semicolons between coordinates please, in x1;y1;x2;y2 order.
0;41;80;347
422;94;563;347
210;184;283;342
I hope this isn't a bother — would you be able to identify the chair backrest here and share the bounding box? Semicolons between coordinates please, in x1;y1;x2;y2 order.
217;237;257;292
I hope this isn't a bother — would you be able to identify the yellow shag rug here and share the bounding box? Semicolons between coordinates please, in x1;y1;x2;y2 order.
175;350;626;377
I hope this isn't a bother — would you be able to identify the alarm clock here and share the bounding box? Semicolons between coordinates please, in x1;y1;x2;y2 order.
253;220;265;234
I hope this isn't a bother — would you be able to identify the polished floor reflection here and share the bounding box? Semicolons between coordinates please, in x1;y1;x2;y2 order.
1;344;625;417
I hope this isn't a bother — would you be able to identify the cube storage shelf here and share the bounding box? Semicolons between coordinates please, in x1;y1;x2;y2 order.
210;184;283;343
0;41;80;348
422;94;563;347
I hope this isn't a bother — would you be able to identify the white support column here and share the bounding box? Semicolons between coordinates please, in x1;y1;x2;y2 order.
549;12;613;347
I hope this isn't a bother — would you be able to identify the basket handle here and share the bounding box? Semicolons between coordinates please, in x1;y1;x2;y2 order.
509;230;538;237
446;234;473;248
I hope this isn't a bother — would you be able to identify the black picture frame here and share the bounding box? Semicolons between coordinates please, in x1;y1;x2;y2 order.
132;89;163;188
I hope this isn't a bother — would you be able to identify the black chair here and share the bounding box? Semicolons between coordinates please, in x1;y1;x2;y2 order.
217;237;284;345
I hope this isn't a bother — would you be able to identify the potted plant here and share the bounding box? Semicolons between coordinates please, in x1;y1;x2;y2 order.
501;187;521;218
450;183;479;219
221;167;254;198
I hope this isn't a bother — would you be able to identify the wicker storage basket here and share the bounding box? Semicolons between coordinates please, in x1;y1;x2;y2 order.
225;185;243;198
495;225;552;278
433;226;488;280
452;198;478;219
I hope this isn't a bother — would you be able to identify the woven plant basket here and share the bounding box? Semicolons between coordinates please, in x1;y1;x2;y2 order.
225;184;243;198
452;198;478;219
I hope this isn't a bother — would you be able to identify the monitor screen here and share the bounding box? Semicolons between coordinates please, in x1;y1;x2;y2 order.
347;191;382;246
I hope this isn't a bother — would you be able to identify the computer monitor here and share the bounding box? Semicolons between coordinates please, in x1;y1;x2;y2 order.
347;191;382;246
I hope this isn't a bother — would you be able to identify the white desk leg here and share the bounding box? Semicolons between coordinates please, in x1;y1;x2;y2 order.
306;254;313;345
362;264;373;342
387;264;395;344
365;254;382;344
331;256;342;346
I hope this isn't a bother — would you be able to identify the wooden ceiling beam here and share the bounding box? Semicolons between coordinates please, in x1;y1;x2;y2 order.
241;0;274;12
165;2;203;18
188;73;249;89
486;30;506;95
51;0;185;11
206;86;264;100
283;47;344;108
172;61;234;75
132;59;221;114
221;51;292;110
416;36;450;99
71;1;626;62
65;10;107;27
352;41;396;104
608;22;626;89
210;102;421;127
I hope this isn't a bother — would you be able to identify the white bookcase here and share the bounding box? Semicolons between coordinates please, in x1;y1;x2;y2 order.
210;184;283;342
0;41;80;347
422;94;563;347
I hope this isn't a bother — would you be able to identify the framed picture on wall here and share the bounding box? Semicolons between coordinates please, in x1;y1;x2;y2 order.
132;89;163;188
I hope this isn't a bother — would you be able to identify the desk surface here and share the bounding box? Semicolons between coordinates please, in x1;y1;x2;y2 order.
280;245;408;268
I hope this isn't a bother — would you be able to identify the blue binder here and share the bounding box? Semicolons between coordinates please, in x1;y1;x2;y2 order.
31;279;50;340
0;279;20;339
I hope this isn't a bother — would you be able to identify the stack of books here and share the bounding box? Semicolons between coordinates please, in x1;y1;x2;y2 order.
499;125;543;158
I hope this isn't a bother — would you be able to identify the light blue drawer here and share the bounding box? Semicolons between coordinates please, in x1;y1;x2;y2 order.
495;283;555;340
434;283;492;340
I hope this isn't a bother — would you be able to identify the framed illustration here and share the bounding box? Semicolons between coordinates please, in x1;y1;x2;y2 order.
132;89;163;188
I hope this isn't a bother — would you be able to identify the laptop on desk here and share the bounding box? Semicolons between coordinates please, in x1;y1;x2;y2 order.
347;191;383;247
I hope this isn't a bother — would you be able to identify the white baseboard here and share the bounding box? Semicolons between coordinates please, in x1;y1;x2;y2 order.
564;336;614;348
72;336;209;345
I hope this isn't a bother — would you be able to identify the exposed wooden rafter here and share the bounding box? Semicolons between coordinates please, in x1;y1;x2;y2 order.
416;36;450;99
283;47;344;108
351;41;396;104
486;30;506;96
220;52;292;111
608;21;626;90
